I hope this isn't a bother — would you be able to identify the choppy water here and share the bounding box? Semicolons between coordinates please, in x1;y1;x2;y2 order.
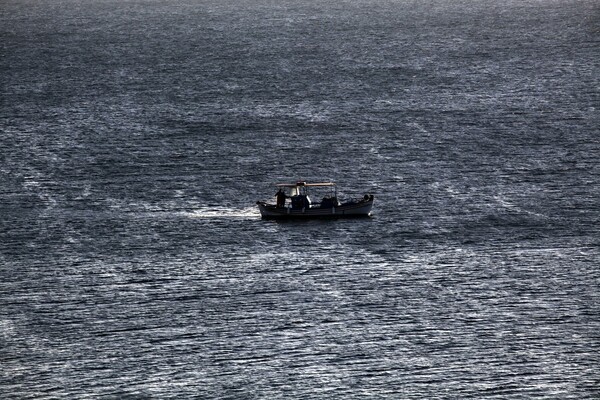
1;0;599;398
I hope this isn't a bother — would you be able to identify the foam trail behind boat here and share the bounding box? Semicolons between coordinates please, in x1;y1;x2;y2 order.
182;206;261;219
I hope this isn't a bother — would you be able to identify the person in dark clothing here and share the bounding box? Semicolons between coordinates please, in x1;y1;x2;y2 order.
276;188;287;208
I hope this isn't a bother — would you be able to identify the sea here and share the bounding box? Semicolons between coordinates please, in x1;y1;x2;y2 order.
1;0;599;398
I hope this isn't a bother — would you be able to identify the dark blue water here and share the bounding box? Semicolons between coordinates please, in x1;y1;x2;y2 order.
1;0;599;398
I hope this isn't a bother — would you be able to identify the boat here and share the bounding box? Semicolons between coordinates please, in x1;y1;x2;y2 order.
256;181;374;219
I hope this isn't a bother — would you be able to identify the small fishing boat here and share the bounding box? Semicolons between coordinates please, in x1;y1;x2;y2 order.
256;181;374;219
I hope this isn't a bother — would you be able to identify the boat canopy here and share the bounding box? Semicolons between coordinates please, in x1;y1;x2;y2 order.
276;181;335;188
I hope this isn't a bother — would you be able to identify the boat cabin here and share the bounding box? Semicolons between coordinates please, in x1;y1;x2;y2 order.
277;181;340;210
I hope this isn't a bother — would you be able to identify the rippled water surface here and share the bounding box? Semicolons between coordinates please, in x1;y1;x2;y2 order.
1;0;599;398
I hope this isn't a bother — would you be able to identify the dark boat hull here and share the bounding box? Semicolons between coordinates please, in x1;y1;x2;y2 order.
257;197;374;219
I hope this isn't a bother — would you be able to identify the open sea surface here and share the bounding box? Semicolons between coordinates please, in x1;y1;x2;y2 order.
1;0;599;398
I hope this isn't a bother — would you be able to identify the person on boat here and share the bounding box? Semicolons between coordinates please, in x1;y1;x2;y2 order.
276;188;287;208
